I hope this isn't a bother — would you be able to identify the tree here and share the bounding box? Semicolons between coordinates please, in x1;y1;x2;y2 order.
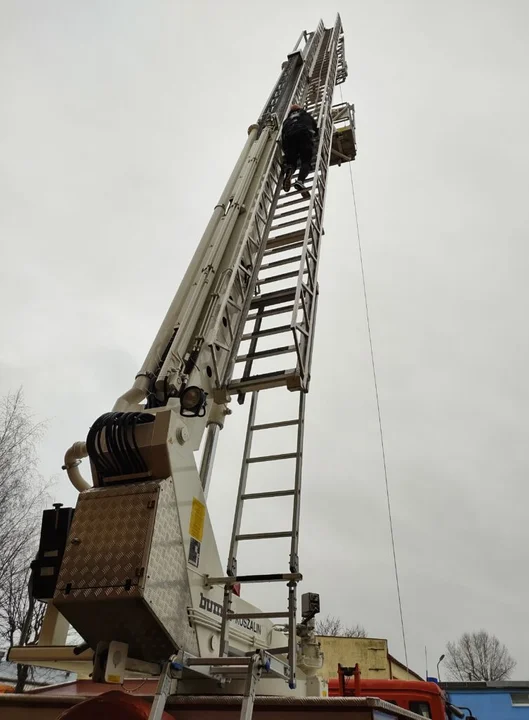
445;631;516;681
0;390;49;691
0;390;47;575
315;615;368;638
0;561;46;691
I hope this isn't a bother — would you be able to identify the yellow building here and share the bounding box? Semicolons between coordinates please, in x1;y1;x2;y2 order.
317;636;422;682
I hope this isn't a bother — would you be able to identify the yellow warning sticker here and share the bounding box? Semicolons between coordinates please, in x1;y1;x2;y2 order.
189;497;206;542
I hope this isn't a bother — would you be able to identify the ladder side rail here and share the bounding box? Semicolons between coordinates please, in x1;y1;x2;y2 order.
207;155;284;388
335;14;348;85
218;392;259;657
216;66;326;390
286;390;307;689
226;391;259;576
289;391;306;575
287;52;334;382
289;21;342;385
259;22;324;124
222;34;336;388
294;53;340;382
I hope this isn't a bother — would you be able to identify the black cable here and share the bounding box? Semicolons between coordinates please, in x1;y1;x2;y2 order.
106;414;120;476
130;413;147;474
87;413;114;478
107;414;118;474
86;412;156;481
114;413;131;475
122;413;139;474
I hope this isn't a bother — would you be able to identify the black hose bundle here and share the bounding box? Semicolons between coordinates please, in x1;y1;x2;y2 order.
86;412;155;483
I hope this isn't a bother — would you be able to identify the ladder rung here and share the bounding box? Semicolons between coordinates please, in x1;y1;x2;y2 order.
227;611;290;619
251;419;299;430
274;205;313;220
259;270;299;285
246;304;295;321
247;452;298;464
263;241;304;258
207;572;302;585
236;531;293;541
276;196;310;211
242;489;296;500
267;230;305;251
241;324;291;341
228;369;299;393
250;287;296;308
235;345;296;363
271;218;309;232
259;255;302;271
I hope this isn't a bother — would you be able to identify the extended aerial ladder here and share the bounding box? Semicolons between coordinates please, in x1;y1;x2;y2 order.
8;14;357;720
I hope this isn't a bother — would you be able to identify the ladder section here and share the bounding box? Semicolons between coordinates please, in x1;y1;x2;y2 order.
226;187;316;394
259;21;325;123
210;388;306;690
227;22;343;397
205;150;284;390
290;20;342;387
187;651;290;720
148;651;289;720
204;27;329;396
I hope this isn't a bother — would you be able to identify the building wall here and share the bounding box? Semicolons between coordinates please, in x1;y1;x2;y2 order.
317;638;423;682
389;657;421;681
447;688;529;720
317;637;390;681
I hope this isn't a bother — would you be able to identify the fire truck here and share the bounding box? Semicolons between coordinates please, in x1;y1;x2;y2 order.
329;666;476;720
0;13;440;720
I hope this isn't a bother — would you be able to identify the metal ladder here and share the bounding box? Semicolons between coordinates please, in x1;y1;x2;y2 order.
214;388;306;689
205;22;345;695
225;25;341;396
148;650;288;720
200;17;347;704
203;25;330;394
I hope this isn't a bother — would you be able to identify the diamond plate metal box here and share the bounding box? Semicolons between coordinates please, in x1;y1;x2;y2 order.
54;479;198;662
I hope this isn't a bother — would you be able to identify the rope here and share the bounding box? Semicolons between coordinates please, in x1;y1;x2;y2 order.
340;88;410;673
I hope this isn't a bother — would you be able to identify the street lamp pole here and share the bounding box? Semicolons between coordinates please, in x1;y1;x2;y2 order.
437;654;445;682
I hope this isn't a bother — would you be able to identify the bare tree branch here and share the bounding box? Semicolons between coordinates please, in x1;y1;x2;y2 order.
344;623;368;638
446;631;516;681
0;389;51;691
315;615;368;638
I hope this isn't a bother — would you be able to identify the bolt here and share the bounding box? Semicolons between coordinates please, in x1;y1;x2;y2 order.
176;426;190;445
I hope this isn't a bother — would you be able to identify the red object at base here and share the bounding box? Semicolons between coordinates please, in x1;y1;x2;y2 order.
57;690;173;719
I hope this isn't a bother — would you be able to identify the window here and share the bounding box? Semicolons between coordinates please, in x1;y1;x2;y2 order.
409;701;432;718
511;693;529;706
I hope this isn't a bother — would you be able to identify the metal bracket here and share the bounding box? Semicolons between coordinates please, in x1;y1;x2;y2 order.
148;655;182;720
241;651;266;720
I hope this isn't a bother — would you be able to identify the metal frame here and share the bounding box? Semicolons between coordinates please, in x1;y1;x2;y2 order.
8;16;356;718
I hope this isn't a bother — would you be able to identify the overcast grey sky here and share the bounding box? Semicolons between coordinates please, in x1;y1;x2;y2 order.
2;0;529;679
